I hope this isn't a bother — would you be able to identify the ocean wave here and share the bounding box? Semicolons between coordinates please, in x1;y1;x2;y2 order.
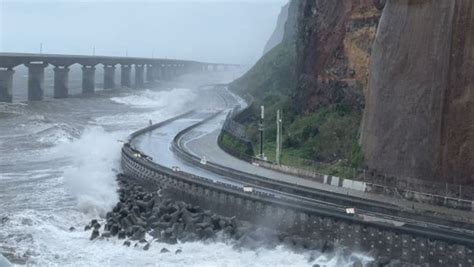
110;88;196;109
52;126;122;216
36;123;81;145
0;208;372;266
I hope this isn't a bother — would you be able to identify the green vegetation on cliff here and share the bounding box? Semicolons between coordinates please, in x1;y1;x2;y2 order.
231;42;296;104
228;41;364;178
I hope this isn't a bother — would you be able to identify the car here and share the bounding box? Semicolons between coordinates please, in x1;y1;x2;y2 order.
345;208;355;215
171;166;180;172
243;186;254;193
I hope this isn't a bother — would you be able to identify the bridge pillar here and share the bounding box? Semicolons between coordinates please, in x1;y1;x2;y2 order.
103;64;116;89
154;65;162;80
162;65;169;80
146;64;155;83
53;66;69;98
167;65;174;79
134;64;144;88
213;65;218;72
170;64;177;79
81;65;96;94
146;64;155;82
121;64;131;88
26;62;48;101
178;64;183;76
0;68;14;103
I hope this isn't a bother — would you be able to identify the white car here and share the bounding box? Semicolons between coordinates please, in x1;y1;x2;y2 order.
243;186;254;193
345;208;355;215
171;166;180;172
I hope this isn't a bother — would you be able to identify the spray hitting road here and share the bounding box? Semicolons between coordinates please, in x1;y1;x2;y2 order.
0;72;370;266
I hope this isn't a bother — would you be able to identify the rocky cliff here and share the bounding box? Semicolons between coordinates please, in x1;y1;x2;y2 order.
231;1;381;173
262;2;289;55
293;0;381;114
361;0;474;185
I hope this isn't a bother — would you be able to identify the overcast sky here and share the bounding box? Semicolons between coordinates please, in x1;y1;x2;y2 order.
0;0;287;64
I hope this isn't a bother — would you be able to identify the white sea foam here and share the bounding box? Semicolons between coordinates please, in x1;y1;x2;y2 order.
53;127;123;216
0;86;373;266
110;88;196;109
97;88;197;128
1;208;372;267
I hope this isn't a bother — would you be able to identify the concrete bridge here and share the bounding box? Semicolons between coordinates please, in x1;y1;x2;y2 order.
0;52;234;102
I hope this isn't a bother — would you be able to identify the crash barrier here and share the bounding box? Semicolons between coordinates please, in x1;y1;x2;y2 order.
122;113;474;266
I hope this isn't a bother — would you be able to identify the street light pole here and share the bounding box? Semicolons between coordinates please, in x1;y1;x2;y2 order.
276;109;282;164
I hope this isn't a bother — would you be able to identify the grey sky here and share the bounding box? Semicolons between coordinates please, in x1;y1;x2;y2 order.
0;0;287;64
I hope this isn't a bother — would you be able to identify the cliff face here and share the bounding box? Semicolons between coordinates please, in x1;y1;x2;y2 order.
293;0;381;114
361;0;474;185
262;3;289;55
231;1;382;170
262;1;299;56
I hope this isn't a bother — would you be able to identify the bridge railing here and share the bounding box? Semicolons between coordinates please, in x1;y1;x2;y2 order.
0;52;236;103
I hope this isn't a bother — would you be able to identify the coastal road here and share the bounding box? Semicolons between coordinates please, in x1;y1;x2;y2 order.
129;86;474;247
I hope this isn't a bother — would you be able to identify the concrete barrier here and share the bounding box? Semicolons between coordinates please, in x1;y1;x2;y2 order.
121;114;474;265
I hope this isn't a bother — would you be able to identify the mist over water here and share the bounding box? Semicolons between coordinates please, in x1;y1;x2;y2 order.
0;71;372;266
56;127;121;215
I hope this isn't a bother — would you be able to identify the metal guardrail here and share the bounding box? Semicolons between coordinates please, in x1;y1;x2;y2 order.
171;113;474;229
217;93;474;210
121;112;474;249
126;110;196;143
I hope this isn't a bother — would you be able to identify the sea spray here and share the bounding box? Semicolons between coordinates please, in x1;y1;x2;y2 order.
54;127;123;216
110;88;197;110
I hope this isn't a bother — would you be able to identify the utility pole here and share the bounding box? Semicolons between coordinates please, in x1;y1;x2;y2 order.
39;43;43;54
92;46;95;56
276;109;282;164
259;105;265;160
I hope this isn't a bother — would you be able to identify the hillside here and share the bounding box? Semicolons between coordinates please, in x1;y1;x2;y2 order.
230;0;380;176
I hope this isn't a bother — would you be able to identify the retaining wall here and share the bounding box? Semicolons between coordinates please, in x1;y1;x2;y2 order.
122;115;474;266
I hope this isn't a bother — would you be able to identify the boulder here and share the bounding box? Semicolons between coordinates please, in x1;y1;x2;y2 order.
131;226;146;240
101;232;111;238
90;229;100;240
117;230;126;239
160;248;170;253
201;226;215;239
93;222;101;230
110;224;120;236
136;200;149;212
